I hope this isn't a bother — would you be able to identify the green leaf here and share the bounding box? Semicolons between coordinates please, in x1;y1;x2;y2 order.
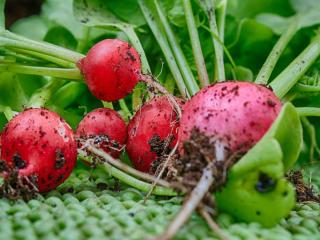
42;0;85;39
49;82;87;109
167;0;186;27
290;0;319;13
216;161;295;227
73;0;121;27
105;0;146;26
227;0;294;19
44;26;77;50
263;102;302;171
0;72;28;111
10;15;49;40
256;13;293;35
256;0;320;35
215;103;302;226
229;19;274;73
234;66;253;81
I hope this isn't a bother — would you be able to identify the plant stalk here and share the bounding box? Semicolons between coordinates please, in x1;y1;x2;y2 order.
296;107;320;117
80;151;177;196
138;0;188;98
256;20;298;85
205;0;225;82
154;0;199;95
0;63;83;81
269;34;320;98
1;31;84;63
183;0;209;87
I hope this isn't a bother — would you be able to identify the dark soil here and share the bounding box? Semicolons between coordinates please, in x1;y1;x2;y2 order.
169;129;242;192
287;171;320;203
0;160;38;200
149;134;176;174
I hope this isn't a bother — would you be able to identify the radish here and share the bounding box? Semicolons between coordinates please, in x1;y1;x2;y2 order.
160;81;282;239
77;38;183;116
77;39;141;102
0;108;77;195
179;81;281;152
76;108;127;158
126;96;182;172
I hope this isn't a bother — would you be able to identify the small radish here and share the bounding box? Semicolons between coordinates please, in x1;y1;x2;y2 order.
77;39;184;113
76;108;127;158
77;39;141;102
179;81;281;152
126;96;182;172
160;81;282;239
0;108;77;194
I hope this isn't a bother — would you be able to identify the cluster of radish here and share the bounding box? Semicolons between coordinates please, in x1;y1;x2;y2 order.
0;38;283;238
0;39;182;196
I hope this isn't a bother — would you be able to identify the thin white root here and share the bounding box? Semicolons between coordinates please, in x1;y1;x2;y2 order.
199;206;229;240
85;143;172;188
157;163;214;240
143;142;179;203
140;74;182;120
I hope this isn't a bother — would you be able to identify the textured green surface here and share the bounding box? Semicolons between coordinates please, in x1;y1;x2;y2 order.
0;164;319;240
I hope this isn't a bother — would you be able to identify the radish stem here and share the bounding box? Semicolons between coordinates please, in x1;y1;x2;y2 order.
294;83;320;92
3;106;15;121
183;0;209;87
27;79;65;108
1;31;84;63
138;0;189;98
296;107;320;117
7;47;75;68
119;99;133;120
202;0;225;82
0;63;82;80
256;19;298;85
80;150;177;196
269;33;320;98
86;144;172;188
154;0;199;95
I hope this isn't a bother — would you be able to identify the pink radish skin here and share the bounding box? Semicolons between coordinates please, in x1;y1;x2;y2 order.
76;108;127;158
77;39;141;102
179;81;282;152
1;109;77;192
126;96;182;173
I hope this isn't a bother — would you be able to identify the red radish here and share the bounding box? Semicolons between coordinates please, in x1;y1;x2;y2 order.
76;108;127;158
126;96;182;173
1;108;77;193
160;81;282;239
179;81;281;152
77;39;141;102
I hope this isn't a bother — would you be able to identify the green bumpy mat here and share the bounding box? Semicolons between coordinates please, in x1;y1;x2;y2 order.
0;163;319;240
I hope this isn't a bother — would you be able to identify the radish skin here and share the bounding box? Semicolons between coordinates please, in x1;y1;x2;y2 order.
179;81;281;152
126;96;182;172
76;108;127;158
1;108;77;192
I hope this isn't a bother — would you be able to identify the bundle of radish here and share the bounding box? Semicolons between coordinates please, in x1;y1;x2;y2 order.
0;1;319;238
0;108;77;199
76;108;127;158
126;96;182;173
